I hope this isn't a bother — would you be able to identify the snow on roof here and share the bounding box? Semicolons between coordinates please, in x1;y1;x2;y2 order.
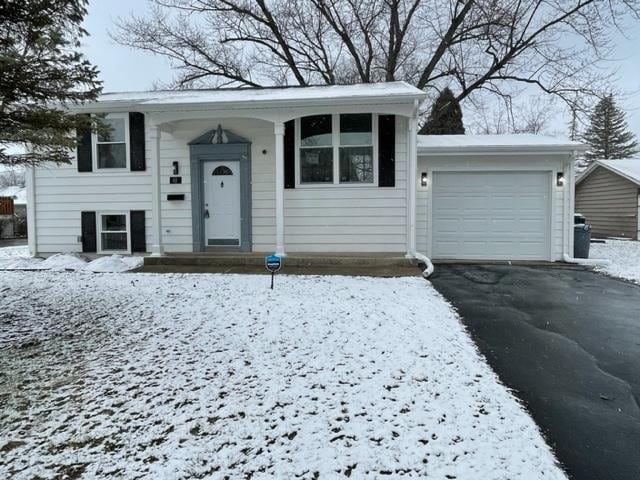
418;134;585;153
0;186;27;205
0;143;27;156
90;81;425;109
582;158;640;186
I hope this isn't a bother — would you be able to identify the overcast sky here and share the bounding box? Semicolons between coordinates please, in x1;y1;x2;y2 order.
80;0;640;139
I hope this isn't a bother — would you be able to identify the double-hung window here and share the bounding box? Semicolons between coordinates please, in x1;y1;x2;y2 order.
339;114;373;184
95;115;129;170
98;213;129;252
297;113;375;185
299;115;334;183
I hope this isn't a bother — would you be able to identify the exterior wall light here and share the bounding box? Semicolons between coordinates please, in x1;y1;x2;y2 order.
421;172;428;187
556;172;565;187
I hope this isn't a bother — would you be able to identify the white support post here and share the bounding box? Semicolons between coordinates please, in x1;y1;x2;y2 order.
406;111;418;258
274;122;286;256
150;122;164;256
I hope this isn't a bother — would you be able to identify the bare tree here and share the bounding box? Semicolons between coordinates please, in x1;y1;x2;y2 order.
113;0;640;117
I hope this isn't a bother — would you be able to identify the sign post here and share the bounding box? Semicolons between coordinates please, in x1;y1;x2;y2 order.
265;254;282;289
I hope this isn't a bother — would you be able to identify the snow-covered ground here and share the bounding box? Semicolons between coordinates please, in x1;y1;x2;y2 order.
0;246;143;272
591;240;640;284
0;271;566;479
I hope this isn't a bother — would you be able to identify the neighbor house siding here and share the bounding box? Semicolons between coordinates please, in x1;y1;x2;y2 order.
33;123;153;255
283;115;408;253
575;166;639;240
416;154;568;261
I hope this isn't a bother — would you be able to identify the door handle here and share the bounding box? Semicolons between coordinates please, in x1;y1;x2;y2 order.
204;209;210;219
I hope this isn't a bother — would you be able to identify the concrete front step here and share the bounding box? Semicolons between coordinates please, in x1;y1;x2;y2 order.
144;253;415;268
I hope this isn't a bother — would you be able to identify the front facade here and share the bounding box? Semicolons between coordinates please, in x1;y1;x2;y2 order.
27;83;424;258
26;83;582;262
576;159;640;240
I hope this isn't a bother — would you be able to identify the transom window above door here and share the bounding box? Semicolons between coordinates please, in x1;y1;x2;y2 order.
297;113;376;185
212;165;233;175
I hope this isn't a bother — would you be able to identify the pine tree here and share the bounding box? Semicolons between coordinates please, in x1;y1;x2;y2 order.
0;0;102;166
419;88;465;135
582;94;639;162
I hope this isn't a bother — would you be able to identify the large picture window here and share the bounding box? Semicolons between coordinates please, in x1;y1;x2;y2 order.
297;113;377;186
99;213;129;252
299;115;333;183
95;116;128;169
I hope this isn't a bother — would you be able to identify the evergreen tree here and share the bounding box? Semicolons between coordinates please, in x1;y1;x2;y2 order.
582;94;639;162
419;88;465;135
0;0;102;166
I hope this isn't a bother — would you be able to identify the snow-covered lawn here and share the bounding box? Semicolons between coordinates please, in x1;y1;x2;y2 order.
0;245;143;272
0;271;566;479
591;240;640;284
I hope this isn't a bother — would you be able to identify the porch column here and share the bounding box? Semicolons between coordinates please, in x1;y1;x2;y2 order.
150;122;164;256
406;112;418;257
274;122;286;256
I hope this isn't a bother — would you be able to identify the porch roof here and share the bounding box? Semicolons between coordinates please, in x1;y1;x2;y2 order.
72;82;426;113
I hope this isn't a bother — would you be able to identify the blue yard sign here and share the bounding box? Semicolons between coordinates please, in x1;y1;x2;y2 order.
265;254;282;289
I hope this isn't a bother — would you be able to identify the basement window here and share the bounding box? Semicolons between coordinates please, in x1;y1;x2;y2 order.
98;213;129;252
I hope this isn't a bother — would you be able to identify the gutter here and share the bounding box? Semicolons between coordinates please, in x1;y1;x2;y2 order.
418;146;588;156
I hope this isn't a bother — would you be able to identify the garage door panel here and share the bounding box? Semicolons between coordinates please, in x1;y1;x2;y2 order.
432;172;550;260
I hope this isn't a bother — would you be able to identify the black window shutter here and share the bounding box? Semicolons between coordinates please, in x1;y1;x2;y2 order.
130;210;146;252
77;114;92;172
129;112;146;171
284;119;295;189
81;211;97;252
378;115;396;187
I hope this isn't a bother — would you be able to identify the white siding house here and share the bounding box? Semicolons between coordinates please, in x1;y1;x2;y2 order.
26;83;584;263
27;83;424;258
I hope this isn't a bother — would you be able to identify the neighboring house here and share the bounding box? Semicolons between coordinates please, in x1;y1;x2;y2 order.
576;159;640;240
26;82;584;262
0;185;27;238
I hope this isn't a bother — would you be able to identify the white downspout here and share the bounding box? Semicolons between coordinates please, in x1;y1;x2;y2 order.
562;151;608;265
414;251;435;278
405;107;418;258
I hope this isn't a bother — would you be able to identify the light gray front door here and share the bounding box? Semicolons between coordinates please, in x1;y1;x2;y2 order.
203;161;241;246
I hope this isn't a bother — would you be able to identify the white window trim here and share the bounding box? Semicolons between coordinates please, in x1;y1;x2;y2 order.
295;113;379;188
97;211;131;254
92;113;130;172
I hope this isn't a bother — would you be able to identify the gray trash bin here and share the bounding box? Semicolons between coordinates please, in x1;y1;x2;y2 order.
574;224;592;258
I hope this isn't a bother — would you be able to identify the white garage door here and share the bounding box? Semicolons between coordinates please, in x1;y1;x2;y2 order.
432;171;551;260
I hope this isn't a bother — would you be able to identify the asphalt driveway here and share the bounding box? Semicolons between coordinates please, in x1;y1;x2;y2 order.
430;265;640;480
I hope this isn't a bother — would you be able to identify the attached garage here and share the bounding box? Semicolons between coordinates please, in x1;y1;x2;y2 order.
416;135;585;262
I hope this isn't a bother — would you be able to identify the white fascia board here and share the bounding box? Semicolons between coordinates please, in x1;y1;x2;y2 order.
68;93;427;115
418;145;587;156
